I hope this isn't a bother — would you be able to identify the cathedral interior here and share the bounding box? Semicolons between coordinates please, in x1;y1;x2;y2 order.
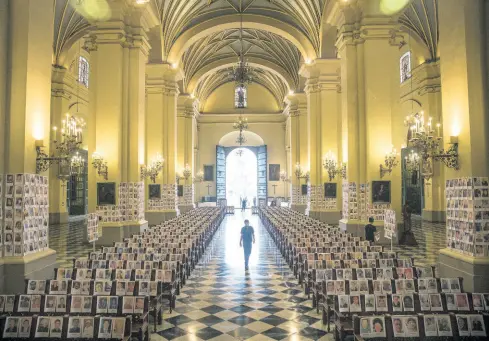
0;0;489;340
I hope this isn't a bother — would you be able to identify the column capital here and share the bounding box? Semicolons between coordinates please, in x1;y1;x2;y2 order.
300;59;341;94
146;63;182;95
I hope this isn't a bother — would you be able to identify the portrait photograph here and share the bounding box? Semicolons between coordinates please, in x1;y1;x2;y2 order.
269;164;280;181
372;180;391;203
3;317;19;338
324;183;337;198
204;165;214;182
148;184;161;199
97;182;116;206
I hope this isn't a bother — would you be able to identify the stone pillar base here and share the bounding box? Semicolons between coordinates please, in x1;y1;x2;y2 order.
145;211;178;226
178;204;195;214
0;249;57;293
339;219;401;246
309;211;341;224
422;210;446;222
291;204;308;214
96;221;148;246
437;248;489;292
49;212;69;225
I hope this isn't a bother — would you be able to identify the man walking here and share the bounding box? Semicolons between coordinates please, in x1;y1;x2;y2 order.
240;219;255;270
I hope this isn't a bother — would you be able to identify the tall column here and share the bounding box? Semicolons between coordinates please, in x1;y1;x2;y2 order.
285;93;309;213
300;59;342;223
176;95;197;213
88;3;153;244
0;0;57;293
437;0;489;292
336;5;403;243
145;64;181;224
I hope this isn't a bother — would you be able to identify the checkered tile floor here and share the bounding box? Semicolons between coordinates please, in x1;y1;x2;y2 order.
48;212;447;340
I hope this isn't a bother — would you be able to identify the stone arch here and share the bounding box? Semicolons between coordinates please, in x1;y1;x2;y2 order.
167;14;317;64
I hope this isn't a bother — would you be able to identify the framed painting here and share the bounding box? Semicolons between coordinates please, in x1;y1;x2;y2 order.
301;184;308;196
177;185;184;197
324;183;337;198
372;181;391;203
148;184;161;199
204;165;214;182
97;183;116;206
269;164;280;181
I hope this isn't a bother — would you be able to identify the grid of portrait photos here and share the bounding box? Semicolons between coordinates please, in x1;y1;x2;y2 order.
359;183;369;221
148;184;177;210
96;182;145;223
118;182;145;221
446;177;489;257
310;185;337;210
342;182;358;219
87;213;99;243
291;184;309;205
384;209;397;239
1;174;49;256
177;184;194;205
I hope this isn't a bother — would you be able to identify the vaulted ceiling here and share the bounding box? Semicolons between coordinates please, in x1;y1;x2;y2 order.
53;0;440;109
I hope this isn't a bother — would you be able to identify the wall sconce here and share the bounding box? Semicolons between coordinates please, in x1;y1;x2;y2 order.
92;152;108;180
294;163;310;183
35;114;85;174
280;170;290;183
322;151;347;181
404;111;459;171
193;169;204;183
379;146;399;178
182;164;192;181
140;153;164;183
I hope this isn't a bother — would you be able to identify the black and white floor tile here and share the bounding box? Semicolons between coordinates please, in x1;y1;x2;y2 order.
48;212;448;340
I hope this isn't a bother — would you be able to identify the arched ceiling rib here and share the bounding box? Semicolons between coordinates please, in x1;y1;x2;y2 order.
53;0;91;66
400;0;438;61
182;28;301;92
156;0;325;61
195;67;288;111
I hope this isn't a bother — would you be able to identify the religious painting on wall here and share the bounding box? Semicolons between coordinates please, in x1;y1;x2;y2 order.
301;184;308;196
97;183;116;205
372;181;391;203
269;164;280;181
148;184;161;199
324;183;337;198
177;185;184;197
204;165;214;182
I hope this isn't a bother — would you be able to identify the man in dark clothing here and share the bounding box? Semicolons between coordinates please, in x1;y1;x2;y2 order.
240;219;255;270
365;217;377;243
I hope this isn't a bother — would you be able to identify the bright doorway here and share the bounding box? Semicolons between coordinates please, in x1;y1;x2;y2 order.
226;148;258;208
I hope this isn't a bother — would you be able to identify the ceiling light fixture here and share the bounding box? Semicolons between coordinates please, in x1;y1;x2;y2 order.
230;0;253;86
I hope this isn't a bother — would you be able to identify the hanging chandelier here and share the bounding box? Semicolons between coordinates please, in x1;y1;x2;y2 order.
230;0;253;86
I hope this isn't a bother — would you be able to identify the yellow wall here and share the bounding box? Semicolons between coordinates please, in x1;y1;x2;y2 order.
203;83;280;114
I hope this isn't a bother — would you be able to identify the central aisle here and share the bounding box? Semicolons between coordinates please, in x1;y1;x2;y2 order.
155;211;331;341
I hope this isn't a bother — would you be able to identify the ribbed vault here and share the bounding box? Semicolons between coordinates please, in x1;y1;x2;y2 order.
194;67;288;112
400;0;439;61
182;28;301;93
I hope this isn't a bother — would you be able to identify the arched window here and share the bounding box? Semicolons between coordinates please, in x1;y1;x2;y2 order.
78;56;89;88
400;51;411;83
235;85;247;109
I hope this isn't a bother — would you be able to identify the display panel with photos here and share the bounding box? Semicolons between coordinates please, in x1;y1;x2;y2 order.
1;173;49;257
96;182;145;223
147;184;176;210
87;213;99;243
446;177;489;257
383;209;396;239
310;185;336;210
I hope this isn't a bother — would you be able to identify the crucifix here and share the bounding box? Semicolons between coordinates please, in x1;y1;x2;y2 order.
206;184;212;195
272;184;277;195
